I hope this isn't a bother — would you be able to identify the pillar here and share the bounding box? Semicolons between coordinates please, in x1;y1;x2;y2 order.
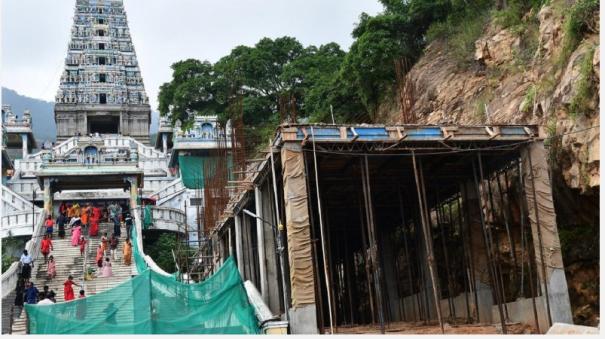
234;212;244;277
127;176;138;209
522;141;573;324
254;186;269;303
21;133;28;159
280;142;318;334
162;134;168;154
43;178;52;215
228;226;233;257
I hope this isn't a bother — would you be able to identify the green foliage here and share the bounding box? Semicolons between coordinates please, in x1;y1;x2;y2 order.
520;84;537;113
559;0;599;66
569;47;596;118
143;233;179;273
426;2;492;67
1;237;22;273
493;0;545;29
473;89;493;122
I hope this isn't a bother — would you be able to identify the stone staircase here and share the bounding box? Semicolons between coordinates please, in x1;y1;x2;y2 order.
8;221;134;334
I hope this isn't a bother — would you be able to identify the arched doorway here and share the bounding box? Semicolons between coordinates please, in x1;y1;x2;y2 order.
84;146;98;164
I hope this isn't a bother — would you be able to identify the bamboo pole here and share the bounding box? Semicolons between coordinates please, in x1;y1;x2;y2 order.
310;127;335;334
411;152;444;334
473;154;507;334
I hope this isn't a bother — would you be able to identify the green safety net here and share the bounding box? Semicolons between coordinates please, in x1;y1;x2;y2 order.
25;211;260;334
143;205;153;230
178;154;234;189
178;154;210;189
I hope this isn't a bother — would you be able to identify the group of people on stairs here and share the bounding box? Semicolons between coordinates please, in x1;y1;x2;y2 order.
15;200;136;316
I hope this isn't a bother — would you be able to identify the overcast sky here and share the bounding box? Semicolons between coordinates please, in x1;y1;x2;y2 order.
1;0;383;110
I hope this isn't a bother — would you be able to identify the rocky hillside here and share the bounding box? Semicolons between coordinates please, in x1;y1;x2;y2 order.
379;0;599;326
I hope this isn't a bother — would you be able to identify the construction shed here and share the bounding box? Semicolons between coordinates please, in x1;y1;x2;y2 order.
211;124;573;334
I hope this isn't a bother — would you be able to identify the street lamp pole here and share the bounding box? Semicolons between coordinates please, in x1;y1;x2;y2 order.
32;189;37;232
243;208;289;317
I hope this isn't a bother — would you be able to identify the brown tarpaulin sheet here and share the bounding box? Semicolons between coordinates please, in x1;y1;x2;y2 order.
522;142;564;280
281;146;316;307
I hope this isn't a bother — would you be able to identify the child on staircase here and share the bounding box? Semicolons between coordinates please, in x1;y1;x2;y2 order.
101;232;109;256
110;233;119;260
47;255;56;279
101;257;113;278
79;235;87;256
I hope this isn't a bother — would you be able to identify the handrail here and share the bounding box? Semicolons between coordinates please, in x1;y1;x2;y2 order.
1;185;37;212
131;207;172;277
1;209;46;299
9;305;14;334
82;235;90;291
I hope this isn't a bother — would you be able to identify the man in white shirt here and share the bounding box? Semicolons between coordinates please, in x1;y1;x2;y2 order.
19;250;33;282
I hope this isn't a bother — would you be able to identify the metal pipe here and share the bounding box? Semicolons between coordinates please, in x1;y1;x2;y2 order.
411;152;444;334
268;140;289;321
361;155;386;334
496;172;518;284
484;172;510;320
310;127;335;333
462;183;480;323
435;196;456;320
526;149;553;328
358;194;376;325
397;187;417;321
473;154;507;334
456;193;472;323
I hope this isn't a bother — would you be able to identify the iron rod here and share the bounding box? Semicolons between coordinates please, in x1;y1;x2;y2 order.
412;152;444;334
473;155;507;334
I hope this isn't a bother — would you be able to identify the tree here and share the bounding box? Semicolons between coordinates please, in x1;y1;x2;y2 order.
144;233;178;273
158;59;222;128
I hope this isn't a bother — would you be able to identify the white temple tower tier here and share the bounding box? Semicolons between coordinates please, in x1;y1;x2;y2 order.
54;0;151;144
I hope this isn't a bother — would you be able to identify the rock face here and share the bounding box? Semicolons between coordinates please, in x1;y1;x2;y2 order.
379;1;599;326
382;2;599;194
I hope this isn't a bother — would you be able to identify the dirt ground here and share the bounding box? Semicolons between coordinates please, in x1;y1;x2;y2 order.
324;321;536;334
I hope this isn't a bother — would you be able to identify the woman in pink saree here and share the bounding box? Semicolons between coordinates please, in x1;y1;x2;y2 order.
71;223;82;247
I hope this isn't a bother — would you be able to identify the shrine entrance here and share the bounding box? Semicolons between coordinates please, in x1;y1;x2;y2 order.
88;115;120;134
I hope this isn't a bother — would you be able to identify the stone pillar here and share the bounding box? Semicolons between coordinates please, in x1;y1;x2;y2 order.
280;142;318;334
234;212;244;277
522;141;573;325
127;176;138;209
43;178;52;215
162;134;168;154
255;185;268;302
461;181;494;323
228;226;234;257
21;133;28;159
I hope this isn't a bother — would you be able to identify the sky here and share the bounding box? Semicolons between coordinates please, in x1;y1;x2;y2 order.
1;0;383;110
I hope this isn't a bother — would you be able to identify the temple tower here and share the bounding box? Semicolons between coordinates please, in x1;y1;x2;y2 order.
55;0;151;144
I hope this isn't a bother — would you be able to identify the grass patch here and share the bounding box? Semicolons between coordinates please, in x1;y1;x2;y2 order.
558;0;599;67
426;8;491;68
520;84;537;113
569;47;596;118
473;89;494;122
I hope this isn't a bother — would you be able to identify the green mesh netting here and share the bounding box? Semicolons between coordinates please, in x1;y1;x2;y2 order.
178;155;210;189
25;214;260;334
178;154;234;189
